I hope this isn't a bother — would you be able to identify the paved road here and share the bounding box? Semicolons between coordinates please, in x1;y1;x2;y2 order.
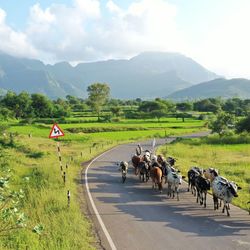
84;134;250;250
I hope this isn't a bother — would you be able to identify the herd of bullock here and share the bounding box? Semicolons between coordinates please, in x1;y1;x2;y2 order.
119;145;243;217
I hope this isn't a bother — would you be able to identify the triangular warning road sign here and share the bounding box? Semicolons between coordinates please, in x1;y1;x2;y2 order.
49;123;65;138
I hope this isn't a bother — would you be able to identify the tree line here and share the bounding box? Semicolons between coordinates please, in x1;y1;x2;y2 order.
1;83;250;134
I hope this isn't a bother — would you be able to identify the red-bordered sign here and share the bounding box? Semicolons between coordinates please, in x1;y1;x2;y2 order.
49;123;65;139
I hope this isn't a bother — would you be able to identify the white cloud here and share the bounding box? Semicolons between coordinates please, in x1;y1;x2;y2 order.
106;0;121;14
0;8;37;58
1;0;250;79
74;0;101;18
92;0;184;59
30;3;55;24
15;0;183;63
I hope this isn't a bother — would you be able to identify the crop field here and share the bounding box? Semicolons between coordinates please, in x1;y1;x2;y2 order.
157;136;250;211
0;118;205;249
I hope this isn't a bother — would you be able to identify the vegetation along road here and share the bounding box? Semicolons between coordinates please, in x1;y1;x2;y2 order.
84;133;250;250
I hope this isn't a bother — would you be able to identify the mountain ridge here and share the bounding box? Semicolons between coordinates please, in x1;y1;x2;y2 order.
0;51;219;99
167;78;250;100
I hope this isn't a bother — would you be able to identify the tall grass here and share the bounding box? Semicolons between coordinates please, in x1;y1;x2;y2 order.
157;135;250;211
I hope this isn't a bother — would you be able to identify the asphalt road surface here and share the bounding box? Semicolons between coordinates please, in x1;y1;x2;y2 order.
84;133;250;250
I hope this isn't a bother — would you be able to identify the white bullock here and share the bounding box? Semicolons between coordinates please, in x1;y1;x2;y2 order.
165;165;184;201
212;176;241;216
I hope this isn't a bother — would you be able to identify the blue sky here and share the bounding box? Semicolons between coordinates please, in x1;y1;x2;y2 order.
0;0;250;78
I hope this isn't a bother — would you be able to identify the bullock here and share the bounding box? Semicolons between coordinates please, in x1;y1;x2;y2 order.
131;155;142;175
165;165;185;201
187;167;203;194
119;161;128;183
150;167;163;192
195;175;210;208
138;161;150;182
212;175;241;216
131;150;151;176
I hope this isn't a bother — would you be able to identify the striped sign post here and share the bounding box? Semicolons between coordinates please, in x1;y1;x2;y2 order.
49;124;70;206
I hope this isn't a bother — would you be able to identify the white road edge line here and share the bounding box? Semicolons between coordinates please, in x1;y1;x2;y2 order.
85;147;117;250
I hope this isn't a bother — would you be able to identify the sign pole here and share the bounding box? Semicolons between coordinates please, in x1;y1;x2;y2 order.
49;123;70;207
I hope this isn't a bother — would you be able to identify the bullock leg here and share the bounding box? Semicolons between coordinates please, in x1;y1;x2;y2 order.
200;191;203;206
204;192;207;208
158;182;163;193
152;178;155;190
167;183;171;196
196;190;199;203
222;202;225;214
226;205;230;216
223;202;230;216
146;170;149;182
135;167;138;175
213;195;218;210
122;171;126;183
176;187;179;201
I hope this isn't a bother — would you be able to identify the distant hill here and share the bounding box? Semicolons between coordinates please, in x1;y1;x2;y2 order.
0;51;219;99
167;78;250;100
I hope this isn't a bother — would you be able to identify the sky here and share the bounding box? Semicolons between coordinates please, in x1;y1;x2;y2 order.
0;0;250;78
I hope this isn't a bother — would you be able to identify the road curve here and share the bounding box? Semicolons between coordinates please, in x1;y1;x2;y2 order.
84;134;250;250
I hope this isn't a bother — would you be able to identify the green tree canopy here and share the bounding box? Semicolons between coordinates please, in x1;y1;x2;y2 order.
87;83;110;120
236;114;250;133
209;112;236;136
31;94;54;118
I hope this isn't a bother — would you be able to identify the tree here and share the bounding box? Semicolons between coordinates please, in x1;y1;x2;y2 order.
236;114;250;133
1;91;33;119
31;94;53;118
176;102;193;112
209;112;236;136
223;98;242;114
110;106;121;117
193;98;221;113
0;107;13;120
87;83;110;121
138;100;168;121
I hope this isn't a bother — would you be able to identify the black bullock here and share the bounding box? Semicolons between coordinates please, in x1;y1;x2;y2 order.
195;175;210;208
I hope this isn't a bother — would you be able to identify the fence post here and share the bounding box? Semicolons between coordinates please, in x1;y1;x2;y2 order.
67;190;71;207
63;171;66;185
57;142;63;173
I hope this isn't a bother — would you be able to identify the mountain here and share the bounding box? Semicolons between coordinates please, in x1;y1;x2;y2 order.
167;78;250;100
0;51;219;99
0;53;85;99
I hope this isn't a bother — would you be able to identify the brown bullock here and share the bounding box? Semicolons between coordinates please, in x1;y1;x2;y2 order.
131;155;142;175
150;167;163;192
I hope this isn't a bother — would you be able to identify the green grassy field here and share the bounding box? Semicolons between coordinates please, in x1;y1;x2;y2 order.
0;118;206;249
157;136;250;211
8;117;248;249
